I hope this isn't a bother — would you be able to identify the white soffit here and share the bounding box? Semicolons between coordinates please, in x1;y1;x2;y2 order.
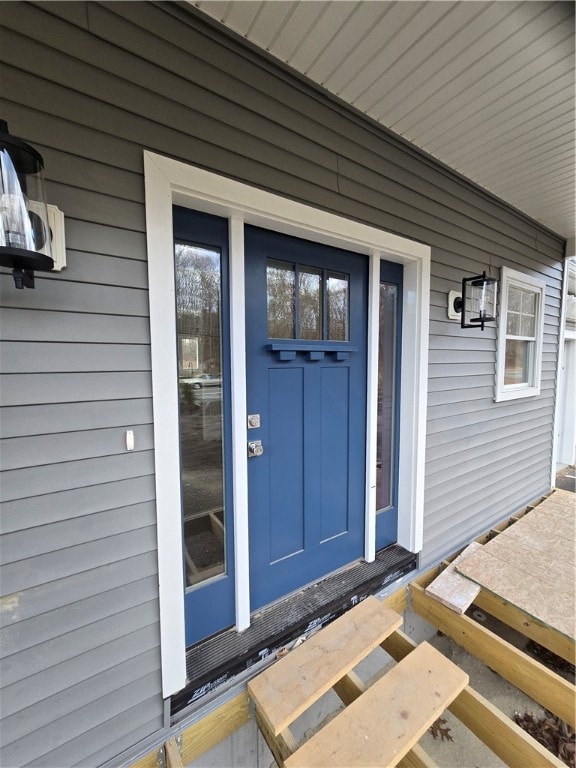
193;1;575;242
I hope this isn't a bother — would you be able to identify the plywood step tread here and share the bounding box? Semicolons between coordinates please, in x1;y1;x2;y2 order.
248;596;402;736
284;641;469;768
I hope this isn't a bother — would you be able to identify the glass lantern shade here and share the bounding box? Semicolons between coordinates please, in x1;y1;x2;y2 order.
0;120;54;286
460;272;498;330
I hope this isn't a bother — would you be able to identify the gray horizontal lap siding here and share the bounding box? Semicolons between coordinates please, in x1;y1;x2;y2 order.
0;1;565;765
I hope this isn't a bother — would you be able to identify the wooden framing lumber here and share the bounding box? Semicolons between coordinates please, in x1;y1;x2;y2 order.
473;588;576;664
164;738;184;768
397;746;439;768
332;666;437;768
131;492;571;768
248;596;402;736
380;584;409;615
283;643;468;767
130;750;158;768
381;629;566;768
179;692;250;766
130;693;250;768
449;687;566;768
332;669;367;705
410;583;575;728
255;710;298;768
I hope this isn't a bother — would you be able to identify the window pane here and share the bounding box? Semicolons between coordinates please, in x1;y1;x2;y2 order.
299;267;322;340
521;290;536;314
507;287;536;338
175;243;226;589
506;311;520;336
520;314;535;336
504;339;531;385
376;283;397;511
267;260;295;338
327;272;349;341
508;286;523;311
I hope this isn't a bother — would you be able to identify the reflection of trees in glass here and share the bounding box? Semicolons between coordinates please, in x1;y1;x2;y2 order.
267;260;349;341
175;244;221;373
267;261;295;339
299;269;321;340
376;283;397;511
327;273;348;341
175;242;226;588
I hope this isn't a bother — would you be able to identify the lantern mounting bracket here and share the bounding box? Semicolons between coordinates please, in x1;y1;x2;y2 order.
12;268;35;290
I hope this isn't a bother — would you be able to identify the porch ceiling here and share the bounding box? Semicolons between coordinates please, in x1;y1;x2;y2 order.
192;1;575;244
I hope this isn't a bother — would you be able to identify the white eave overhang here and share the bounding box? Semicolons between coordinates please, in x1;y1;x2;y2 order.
192;0;575;244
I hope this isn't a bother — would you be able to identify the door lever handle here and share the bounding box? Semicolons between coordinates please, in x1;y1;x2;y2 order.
248;440;264;458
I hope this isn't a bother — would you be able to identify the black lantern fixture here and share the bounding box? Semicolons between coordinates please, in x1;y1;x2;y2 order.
0;120;54;289
453;271;499;331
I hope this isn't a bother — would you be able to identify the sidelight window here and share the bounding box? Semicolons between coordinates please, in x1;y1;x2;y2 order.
174;242;226;588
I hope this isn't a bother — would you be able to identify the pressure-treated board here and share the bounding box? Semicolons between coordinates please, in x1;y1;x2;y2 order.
180;693;250;766
284;642;468;768
473;588;575;664
411;583;575;728
165;738;184;768
248;596;402;736
382;629;566;768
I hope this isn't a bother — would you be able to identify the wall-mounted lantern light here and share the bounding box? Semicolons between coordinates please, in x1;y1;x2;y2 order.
0;120;54;289
448;271;499;331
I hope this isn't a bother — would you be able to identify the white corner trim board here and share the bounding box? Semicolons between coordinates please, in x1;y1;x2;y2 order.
144;151;430;697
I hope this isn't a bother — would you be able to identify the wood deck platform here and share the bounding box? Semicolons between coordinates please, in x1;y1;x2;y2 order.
284;642;467;768
456;489;575;640
132;491;574;768
248;597;468;767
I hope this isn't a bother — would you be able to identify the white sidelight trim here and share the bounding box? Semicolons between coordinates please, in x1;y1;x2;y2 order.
364;252;381;562
364;254;430;557
144;153;187;697
228;214;251;632
144;151;430;695
396;259;430;553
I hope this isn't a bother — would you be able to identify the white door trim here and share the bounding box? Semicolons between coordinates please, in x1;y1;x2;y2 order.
144;151;430;696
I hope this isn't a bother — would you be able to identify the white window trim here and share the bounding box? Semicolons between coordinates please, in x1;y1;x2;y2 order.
144;150;430;697
495;267;546;402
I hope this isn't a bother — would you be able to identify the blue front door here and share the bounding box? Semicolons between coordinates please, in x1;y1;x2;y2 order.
245;226;368;610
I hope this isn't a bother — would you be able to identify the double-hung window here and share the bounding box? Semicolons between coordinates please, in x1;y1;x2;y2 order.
495;267;546;401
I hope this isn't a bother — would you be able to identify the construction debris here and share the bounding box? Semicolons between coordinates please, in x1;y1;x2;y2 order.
513;712;575;767
525;640;576;679
425;543;482;613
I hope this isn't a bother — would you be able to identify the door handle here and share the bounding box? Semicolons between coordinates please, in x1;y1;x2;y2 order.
248;440;264;458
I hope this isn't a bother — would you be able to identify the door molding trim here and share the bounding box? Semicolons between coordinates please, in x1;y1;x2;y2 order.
144;151;430;697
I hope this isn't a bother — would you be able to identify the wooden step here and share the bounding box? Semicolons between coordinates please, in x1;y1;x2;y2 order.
284;641;468;768
248;596;402;736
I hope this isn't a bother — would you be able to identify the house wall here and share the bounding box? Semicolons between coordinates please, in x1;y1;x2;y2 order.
0;2;565;766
